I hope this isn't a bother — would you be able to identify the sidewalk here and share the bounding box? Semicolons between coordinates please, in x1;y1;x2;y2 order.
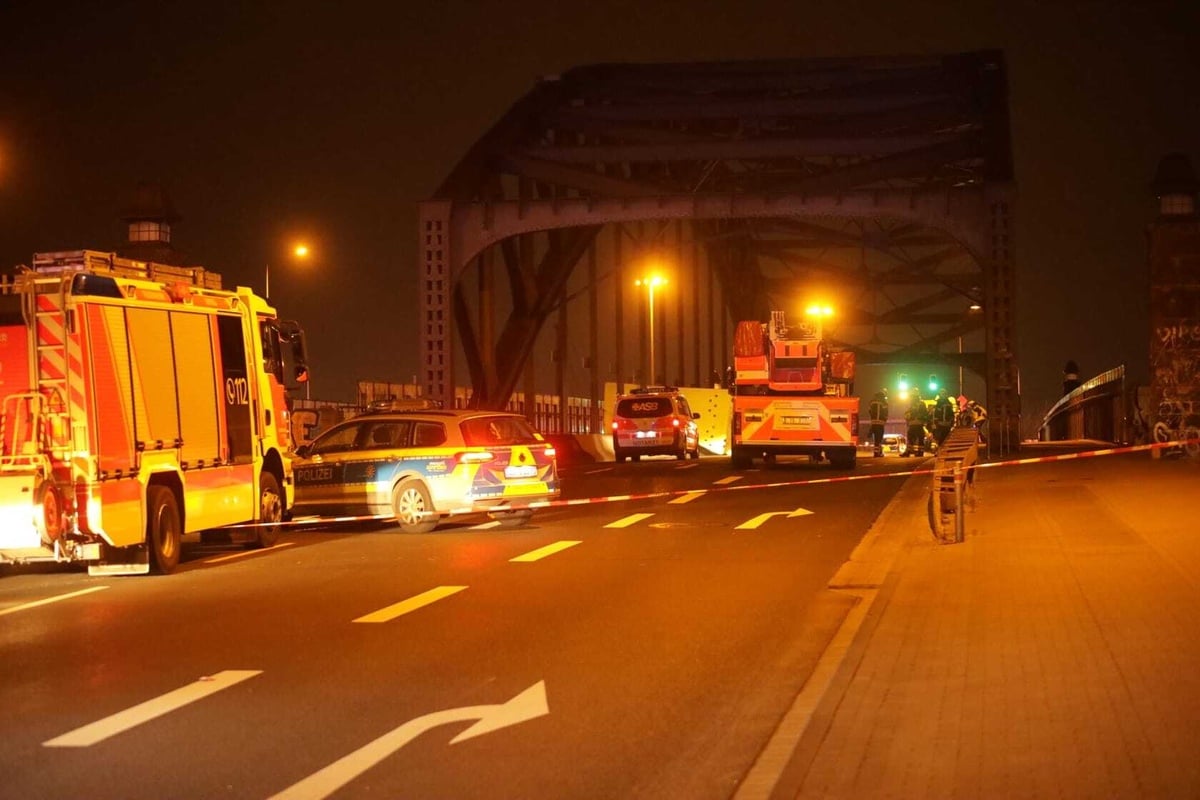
780;446;1200;799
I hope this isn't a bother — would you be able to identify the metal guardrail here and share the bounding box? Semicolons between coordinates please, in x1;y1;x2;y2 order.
929;426;981;543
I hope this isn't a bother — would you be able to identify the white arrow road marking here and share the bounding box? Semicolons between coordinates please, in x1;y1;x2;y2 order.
605;513;654;528
0;586;109;617
735;507;813;530
269;681;550;800
510;541;581;562
42;670;262;748
669;491;706;505
713;475;743;485
353;586;467;623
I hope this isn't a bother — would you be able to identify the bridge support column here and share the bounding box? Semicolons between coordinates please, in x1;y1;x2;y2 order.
419;200;454;408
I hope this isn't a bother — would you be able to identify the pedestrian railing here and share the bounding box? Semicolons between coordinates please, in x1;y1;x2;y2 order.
929;426;980;543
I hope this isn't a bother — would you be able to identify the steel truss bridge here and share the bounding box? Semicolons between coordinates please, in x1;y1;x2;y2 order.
418;50;1020;452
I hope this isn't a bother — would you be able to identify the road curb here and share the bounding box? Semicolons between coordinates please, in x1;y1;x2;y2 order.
735;467;930;799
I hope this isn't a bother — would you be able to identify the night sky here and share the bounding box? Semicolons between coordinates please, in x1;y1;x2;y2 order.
2;0;1197;425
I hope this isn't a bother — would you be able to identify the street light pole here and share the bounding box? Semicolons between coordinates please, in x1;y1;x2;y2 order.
636;275;666;385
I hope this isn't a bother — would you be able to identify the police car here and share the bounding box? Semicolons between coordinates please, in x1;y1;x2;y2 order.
610;386;701;462
291;406;560;532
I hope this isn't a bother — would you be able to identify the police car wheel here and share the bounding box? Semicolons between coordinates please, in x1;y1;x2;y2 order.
392;480;439;533
489;509;533;528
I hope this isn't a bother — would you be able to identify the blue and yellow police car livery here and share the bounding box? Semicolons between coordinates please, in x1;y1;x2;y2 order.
291;409;559;532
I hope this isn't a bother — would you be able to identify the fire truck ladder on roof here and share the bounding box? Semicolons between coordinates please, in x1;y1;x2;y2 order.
21;272;75;461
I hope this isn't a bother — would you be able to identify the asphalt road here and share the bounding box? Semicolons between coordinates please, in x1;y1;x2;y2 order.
0;453;917;799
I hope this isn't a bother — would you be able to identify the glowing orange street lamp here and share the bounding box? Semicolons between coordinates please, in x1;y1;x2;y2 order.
266;242;310;301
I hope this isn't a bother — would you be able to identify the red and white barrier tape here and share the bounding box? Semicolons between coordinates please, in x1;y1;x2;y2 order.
227;439;1195;529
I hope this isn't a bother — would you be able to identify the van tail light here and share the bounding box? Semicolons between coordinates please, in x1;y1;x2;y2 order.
456;451;494;465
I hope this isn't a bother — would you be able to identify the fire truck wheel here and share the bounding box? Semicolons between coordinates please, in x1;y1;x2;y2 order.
392;479;439;533
250;472;283;548
35;482;64;544
147;486;181;574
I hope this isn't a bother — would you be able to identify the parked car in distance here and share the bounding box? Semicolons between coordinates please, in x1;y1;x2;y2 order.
291;407;559;532
611;385;701;461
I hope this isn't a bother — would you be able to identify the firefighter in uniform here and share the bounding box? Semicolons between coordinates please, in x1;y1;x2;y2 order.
930;388;956;448
867;389;889;457
903;390;930;457
968;399;988;442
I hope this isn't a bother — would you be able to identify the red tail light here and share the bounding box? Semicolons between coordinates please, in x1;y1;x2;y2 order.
672;418;680;428
543;446;557;458
733;412;742;435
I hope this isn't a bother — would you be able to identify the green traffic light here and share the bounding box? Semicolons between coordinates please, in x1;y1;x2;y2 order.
898;373;909;391
928;374;939;392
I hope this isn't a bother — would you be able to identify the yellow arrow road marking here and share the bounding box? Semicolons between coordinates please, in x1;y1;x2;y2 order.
511;541;581;562
605;513;654;528
353;586;467;623
736;507;814;530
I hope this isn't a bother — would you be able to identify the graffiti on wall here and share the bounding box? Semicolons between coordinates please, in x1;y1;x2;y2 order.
1150;322;1200;456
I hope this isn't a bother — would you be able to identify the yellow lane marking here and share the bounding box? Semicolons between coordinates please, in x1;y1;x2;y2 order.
713;475;743;485
510;541;582;562
353;586;468;624
43;670;262;747
669;491;706;504
204;541;295;564
0;586;109;617
470;521;503;530
604;513;654;529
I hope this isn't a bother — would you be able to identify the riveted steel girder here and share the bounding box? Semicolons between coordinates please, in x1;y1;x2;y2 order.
419;51;1018;449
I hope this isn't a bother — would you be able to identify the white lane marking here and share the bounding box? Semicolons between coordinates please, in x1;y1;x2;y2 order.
604;513;654;529
269;682;549;800
713;475;743;485
470;521;503;530
0;586;109;617
669;491;706;505
42;670;262;748
353;586;467;624
674;462;699;470
204;541;295;564
584;467;614;475
510;541;582;562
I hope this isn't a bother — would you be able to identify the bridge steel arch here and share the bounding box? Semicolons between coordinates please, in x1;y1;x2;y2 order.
418;51;1020;452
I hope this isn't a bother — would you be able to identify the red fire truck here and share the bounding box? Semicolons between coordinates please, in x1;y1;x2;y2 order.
0;250;308;574
729;309;859;469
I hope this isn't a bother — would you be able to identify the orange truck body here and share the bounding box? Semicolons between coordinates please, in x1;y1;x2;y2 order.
729;312;859;469
0;250;306;574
